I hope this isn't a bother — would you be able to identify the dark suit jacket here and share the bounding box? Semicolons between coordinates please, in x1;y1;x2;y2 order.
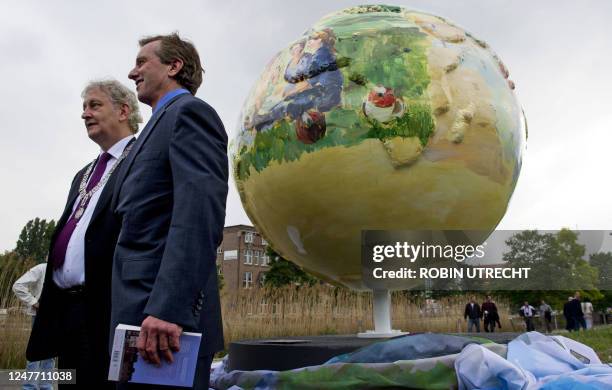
464;302;482;320
481;301;498;321
27;156;124;371
111;93;228;356
568;299;584;318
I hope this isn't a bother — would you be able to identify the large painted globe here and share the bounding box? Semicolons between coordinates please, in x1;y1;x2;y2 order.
232;5;526;290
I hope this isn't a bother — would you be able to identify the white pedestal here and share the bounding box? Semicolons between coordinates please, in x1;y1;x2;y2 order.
357;289;408;338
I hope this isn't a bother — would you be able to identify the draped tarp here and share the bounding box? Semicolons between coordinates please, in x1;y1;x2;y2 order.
211;334;504;389
455;332;612;389
210;332;611;390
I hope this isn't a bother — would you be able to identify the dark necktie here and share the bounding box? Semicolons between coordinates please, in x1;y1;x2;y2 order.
51;152;112;270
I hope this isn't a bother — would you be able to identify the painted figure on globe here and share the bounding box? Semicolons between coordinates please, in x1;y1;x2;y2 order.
233;5;526;291
250;28;343;133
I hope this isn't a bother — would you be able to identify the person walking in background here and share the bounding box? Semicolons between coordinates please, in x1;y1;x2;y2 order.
563;296;575;331
464;296;482;332
496;316;502;330
539;300;553;333
582;298;594;329
571;291;586;330
519;301;536;331
13;262;54;390
481;295;499;333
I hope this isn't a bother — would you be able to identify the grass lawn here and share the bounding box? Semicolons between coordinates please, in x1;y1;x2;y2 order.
555;325;612;363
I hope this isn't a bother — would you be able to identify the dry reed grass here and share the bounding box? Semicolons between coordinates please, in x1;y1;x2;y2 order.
0;253;36;368
1;265;511;369
220;285;511;346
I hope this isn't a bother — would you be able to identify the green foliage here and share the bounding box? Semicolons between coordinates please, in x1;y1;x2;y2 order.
590;252;612;290
590;252;612;310
502;230;557;268
0;251;37;308
14;218;56;263
217;264;225;291
236;116;351;179
348;72;368;86
366;103;435;145
344;5;402;14
335;56;352;68
335;26;429;100
263;247;318;288
235;20;435;180
236;102;435;180
497;229;602;308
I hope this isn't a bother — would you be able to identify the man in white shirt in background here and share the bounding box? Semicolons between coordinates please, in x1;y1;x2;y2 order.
520;301;536;331
13;262;54;390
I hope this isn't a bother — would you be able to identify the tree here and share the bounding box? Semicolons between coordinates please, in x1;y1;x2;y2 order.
589;252;612;290
502;230;557;269
216;263;225;291
589;252;612;310
14;218;56;262
263;247;318;288
0;251;37;307
499;229;600;307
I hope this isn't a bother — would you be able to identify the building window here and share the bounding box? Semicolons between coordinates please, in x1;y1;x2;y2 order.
216;246;223;254
245;232;254;243
261;237;268;246
261;254;269;266
253;250;259;265
259;272;267;287
244;249;253;265
243;271;253;288
224;250;238;260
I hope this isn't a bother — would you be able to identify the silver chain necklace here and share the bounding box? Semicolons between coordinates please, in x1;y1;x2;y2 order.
74;142;134;220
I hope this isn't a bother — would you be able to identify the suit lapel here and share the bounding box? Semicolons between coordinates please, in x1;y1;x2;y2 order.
111;109;164;209
111;93;189;210
89;139;134;225
47;167;87;262
58;169;87;230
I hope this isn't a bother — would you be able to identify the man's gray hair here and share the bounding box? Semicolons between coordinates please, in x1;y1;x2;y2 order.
82;79;143;133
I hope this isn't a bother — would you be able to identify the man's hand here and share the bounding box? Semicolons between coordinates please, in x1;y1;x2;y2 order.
137;315;182;366
32;302;39;311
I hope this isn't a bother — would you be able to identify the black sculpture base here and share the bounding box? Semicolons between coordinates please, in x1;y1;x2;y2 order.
228;332;521;371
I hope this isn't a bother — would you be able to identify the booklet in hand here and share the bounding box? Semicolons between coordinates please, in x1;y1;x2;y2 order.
108;324;202;388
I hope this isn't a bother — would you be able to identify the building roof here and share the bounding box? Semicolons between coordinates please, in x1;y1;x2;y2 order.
224;224;256;231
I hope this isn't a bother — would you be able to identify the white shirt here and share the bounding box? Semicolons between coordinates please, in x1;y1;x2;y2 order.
53;135;134;288
522;305;535;317
13;263;47;315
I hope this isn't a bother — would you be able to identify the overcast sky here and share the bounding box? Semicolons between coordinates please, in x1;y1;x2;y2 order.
0;0;610;252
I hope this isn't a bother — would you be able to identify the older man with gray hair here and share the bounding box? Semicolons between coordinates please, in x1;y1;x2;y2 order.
27;79;141;388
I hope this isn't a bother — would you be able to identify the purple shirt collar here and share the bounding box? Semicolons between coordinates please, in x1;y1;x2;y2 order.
153;88;190;114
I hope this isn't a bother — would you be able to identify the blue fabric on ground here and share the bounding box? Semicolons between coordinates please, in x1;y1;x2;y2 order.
212;332;611;389
326;333;485;364
455;332;612;390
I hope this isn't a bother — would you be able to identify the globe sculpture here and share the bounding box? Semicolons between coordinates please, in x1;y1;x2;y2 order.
232;5;526;293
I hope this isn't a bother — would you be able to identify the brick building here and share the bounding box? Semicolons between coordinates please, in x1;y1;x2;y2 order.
216;225;270;292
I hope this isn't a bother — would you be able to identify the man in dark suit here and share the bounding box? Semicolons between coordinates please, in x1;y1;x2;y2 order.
570;291;586;331
481;295;499;333
464;296;482;332
563;296;575;331
111;33;228;389
27;79;142;388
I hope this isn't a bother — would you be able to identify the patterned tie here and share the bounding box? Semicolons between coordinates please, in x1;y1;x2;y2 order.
51;152;112;270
